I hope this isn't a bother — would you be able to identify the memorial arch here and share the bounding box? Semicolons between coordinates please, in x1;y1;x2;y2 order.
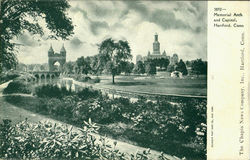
48;44;66;72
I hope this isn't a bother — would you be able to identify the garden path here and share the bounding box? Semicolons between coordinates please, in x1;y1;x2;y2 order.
0;81;181;160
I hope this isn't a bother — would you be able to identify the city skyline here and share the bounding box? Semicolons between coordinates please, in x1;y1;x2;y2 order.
14;1;207;64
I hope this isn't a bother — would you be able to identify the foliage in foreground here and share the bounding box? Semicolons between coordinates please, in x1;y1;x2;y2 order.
3;80;31;94
0;119;173;160
0;71;20;84
6;84;206;159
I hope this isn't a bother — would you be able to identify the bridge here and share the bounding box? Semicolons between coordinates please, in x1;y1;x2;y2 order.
28;71;61;82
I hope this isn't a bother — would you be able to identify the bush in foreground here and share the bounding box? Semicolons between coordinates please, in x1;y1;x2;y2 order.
0;119;173;160
3;80;31;94
12;84;206;159
0;71;20;84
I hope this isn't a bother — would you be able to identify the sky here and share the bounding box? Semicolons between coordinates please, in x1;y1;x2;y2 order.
15;1;207;64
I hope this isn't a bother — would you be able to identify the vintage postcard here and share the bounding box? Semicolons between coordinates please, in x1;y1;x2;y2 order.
0;0;249;160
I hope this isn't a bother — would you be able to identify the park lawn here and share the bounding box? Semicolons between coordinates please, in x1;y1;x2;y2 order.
0;97;46;124
95;75;207;96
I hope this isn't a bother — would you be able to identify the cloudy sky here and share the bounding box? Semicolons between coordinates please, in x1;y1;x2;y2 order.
15;0;207;64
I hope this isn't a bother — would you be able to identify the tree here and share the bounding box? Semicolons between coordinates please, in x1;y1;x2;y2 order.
167;65;174;73
89;55;104;75
76;56;91;75
63;61;74;74
133;60;145;75
191;59;207;76
0;0;74;72
162;58;170;69
176;59;188;75
98;38;132;84
185;60;192;67
121;61;134;75
16;63;27;72
145;61;156;75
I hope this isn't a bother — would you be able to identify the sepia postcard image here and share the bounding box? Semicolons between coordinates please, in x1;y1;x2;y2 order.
0;0;207;159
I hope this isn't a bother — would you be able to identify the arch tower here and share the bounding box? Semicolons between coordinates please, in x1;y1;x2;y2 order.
48;44;66;72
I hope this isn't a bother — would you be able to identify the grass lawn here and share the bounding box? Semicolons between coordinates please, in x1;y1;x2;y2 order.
0;97;47;124
92;74;207;96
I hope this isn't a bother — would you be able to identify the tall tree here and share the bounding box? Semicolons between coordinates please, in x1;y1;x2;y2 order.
162;58;170;70
191;59;207;76
0;0;74;72
121;61;134;75
134;60;145;75
90;55;104;75
98;38;132;84
145;61;156;76
167;65;174;73
63;61;74;74
76;56;91;75
176;59;188;75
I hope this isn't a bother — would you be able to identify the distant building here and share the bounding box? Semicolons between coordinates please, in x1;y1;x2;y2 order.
48;44;66;72
170;53;179;65
136;55;143;63
147;33;168;60
137;33;178;63
33;65;41;71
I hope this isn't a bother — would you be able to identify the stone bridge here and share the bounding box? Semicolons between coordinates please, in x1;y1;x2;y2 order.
29;71;61;82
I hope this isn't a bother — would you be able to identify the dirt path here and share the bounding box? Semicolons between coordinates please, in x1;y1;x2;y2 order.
0;81;181;160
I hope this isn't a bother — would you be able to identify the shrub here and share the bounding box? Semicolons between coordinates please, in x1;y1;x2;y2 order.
9;83;206;158
72;96;114;124
3;80;31;94
0;119;109;159
131;99;185;141
77;87;102;100
0;71;20;84
0;119;171;160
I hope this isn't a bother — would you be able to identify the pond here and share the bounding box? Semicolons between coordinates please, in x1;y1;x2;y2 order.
32;77;139;102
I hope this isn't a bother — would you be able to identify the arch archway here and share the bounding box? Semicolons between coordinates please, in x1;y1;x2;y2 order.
46;74;50;83
34;74;39;82
52;61;61;71
40;74;46;84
